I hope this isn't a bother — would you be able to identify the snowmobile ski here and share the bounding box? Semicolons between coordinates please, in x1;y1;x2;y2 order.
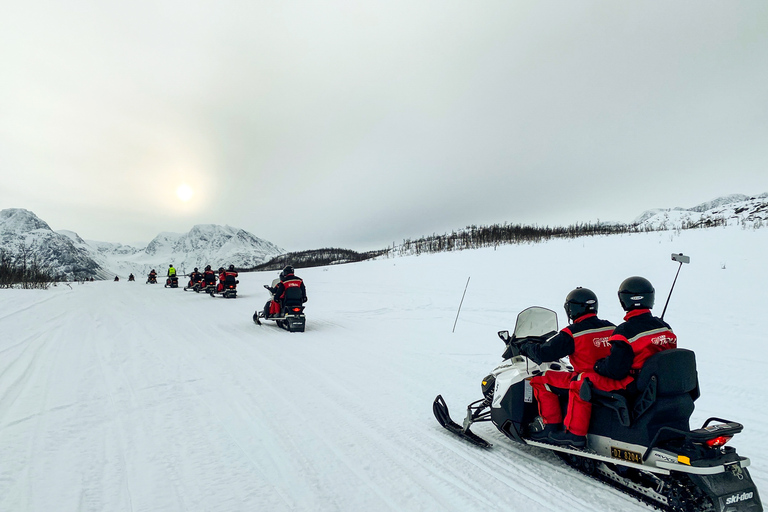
433;395;491;448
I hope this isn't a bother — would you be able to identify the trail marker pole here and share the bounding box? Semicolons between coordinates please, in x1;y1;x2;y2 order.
452;277;471;333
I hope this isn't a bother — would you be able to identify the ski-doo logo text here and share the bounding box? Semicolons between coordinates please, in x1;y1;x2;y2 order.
593;337;611;348
651;335;674;346
725;492;753;505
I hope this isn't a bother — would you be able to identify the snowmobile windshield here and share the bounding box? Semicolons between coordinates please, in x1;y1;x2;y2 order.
513;307;558;339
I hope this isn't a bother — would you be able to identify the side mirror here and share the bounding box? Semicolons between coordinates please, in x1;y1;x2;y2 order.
671;253;690;264
497;330;510;342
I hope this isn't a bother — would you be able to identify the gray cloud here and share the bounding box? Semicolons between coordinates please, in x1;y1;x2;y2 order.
2;1;767;250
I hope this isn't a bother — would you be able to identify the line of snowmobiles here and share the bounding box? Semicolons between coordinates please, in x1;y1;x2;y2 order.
433;306;762;512
183;275;238;298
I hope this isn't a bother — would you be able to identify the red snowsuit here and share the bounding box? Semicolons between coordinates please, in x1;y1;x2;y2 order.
203;270;216;285
217;270;238;292
564;309;677;436
265;273;307;317
525;314;614;433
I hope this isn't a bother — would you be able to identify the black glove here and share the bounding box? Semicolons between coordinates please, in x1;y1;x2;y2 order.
519;341;542;365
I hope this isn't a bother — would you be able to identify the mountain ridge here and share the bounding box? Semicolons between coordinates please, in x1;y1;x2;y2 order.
1;209;284;280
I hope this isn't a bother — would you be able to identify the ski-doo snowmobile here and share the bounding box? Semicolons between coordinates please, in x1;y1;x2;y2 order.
146;274;158;284
433;306;762;512
209;273;237;298
253;283;306;332
164;276;179;288
184;275;204;292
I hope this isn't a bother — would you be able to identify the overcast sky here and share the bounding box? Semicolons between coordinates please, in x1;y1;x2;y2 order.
1;1;766;251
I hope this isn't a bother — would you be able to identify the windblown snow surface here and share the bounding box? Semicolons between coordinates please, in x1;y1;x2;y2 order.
0;226;765;512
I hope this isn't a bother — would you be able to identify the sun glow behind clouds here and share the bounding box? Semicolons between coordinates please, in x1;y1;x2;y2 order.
176;184;194;202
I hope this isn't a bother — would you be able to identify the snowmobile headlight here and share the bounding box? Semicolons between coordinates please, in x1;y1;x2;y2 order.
481;375;495;399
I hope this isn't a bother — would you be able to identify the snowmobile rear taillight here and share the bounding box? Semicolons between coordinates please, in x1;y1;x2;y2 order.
704;435;733;448
292;307;301;312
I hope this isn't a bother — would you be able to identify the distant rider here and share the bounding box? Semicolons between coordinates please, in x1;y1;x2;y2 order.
519;288;614;444
202;265;216;288
262;265;307;317
546;276;677;448
167;264;176;278
217;265;239;292
188;267;203;288
147;269;157;283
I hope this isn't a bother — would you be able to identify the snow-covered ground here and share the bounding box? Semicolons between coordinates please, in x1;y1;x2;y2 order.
0;226;765;511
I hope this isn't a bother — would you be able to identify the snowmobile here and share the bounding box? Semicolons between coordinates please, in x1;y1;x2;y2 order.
210;275;238;298
253;284;306;332
199;275;216;295
433;306;762;512
146;274;158;284
164;276;179;288
128;274;135;282
184;275;204;292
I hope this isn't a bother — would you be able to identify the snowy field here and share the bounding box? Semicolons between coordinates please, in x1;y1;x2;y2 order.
0;226;766;512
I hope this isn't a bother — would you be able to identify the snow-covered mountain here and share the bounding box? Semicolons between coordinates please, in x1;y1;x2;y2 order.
114;224;285;277
0;209;110;280
1;209;284;280
634;193;768;230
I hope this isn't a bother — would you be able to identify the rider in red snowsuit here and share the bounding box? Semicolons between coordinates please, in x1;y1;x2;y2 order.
520;288;614;443
263;266;307;317
547;276;677;448
216;265;238;292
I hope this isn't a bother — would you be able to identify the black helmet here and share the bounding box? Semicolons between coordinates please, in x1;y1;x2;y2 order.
564;287;598;321
194;267;199;272
283;265;294;275
205;265;211;271
618;276;655;311
169;264;173;267
229;264;235;271
218;267;224;272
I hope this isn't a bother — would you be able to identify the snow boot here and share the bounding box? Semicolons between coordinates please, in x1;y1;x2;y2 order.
529;423;561;441
547;428;586;448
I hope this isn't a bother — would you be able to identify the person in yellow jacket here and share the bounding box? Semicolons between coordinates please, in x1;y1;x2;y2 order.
167;264;176;277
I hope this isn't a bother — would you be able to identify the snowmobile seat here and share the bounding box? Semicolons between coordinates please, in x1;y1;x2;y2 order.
585;348;699;446
224;274;237;285
579;380;632;427
632;348;699;420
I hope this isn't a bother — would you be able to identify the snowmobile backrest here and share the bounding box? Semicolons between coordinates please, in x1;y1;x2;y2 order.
635;348;698;397
283;286;303;305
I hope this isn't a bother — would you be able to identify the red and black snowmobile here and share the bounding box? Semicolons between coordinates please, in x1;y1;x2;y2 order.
210;267;238;298
253;282;306;332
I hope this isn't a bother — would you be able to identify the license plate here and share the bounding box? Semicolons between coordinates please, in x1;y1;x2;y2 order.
611;446;642;464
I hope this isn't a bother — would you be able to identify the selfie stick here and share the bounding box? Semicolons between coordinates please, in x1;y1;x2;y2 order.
661;253;690;321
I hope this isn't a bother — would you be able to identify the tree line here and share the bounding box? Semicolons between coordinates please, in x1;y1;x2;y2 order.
251;248;388;272
389;217;733;257
0;248;58;289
